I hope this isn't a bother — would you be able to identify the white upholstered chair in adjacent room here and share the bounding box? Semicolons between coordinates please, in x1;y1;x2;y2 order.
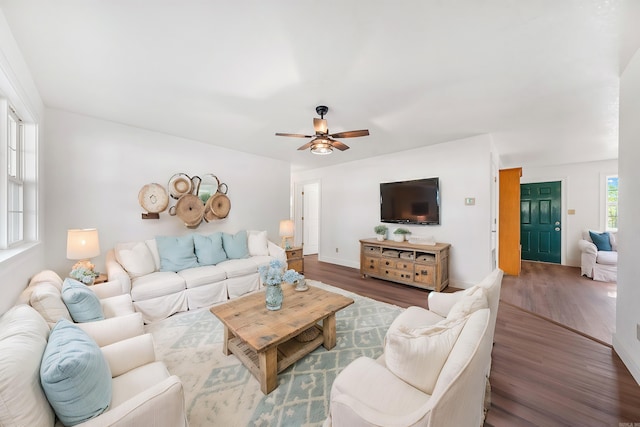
578;230;617;282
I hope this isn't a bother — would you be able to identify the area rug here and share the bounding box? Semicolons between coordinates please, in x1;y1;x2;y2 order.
144;280;404;427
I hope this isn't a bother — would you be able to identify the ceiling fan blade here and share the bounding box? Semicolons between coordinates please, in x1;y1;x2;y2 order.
297;140;314;151
275;132;313;138
328;138;350;151
329;129;370;139
313;118;328;134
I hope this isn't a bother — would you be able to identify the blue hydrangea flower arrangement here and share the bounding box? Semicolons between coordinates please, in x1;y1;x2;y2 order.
259;259;286;285
282;269;303;284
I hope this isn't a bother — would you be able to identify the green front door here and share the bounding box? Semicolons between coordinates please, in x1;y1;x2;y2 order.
520;181;561;263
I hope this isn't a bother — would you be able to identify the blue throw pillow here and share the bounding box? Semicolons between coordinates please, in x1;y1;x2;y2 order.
222;230;250;259
40;319;112;426
61;278;105;323
194;232;228;266
155;234;199;272
589;231;612;251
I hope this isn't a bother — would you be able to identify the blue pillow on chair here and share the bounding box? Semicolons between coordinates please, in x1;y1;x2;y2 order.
40;319;112;426
61;278;105;322
589;231;612;251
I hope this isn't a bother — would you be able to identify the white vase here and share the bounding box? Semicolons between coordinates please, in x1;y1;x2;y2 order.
376;234;385;241
392;234;404;242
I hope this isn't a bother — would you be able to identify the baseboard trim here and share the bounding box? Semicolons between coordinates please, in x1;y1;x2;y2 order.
613;333;640;385
316;255;359;269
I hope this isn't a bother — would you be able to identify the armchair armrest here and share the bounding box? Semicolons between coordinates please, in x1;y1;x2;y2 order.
100;293;135;318
101;333;157;377
428;292;465;318
268;241;287;264
91;280;126;299
578;239;597;255
77;375;187;427
76;313;144;347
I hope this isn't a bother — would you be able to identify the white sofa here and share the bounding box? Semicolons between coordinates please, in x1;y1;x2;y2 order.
578;230;617;282
106;230;287;323
0;304;188;427
325;269;503;427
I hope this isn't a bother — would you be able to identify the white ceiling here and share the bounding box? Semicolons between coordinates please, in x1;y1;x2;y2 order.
0;0;634;171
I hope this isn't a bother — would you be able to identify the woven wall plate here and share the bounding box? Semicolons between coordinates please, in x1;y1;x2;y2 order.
208;193;231;219
168;173;193;199
138;183;169;213
175;194;205;227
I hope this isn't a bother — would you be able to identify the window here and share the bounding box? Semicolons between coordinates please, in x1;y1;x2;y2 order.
606;175;618;231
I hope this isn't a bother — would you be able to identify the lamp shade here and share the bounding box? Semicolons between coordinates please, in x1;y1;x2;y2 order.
66;229;100;260
279;220;294;237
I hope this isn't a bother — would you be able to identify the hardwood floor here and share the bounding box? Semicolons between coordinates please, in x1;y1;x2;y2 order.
303;255;640;426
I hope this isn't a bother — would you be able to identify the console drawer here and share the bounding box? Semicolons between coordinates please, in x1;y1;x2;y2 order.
414;265;435;286
381;268;413;283
363;256;379;273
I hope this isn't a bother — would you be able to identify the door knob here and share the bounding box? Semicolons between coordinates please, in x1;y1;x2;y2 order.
555;221;560;225
555;227;560;231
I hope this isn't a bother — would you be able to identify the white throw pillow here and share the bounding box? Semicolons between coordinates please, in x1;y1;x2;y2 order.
29;283;72;327
447;286;488;320
145;238;161;270
385;316;466;394
115;241;157;278
248;230;269;256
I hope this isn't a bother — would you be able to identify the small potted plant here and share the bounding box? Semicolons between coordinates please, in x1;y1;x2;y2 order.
374;225;388;241
393;228;411;242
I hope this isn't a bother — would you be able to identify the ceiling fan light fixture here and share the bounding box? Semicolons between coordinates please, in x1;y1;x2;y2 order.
311;141;333;155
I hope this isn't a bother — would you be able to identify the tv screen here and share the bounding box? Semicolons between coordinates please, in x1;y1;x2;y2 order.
380;177;440;225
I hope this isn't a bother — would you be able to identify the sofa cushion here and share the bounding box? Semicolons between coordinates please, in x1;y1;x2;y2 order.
217;258;258;278
384;316;466;394
249;255;276;270
130;271;186;301
40;319;111;426
178;265;227;289
0;305;54;427
115;241;157;278
61;278;105;323
596;250;618;266
193;232;227;266
447;287;488;321
156;235;200;272
30;282;73;327
222;230;250;259
248;230;269;256
589;231;612;251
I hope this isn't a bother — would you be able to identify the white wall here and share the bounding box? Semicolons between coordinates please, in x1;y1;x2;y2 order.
522;159;617;267
292;135;495;288
0;11;46;315
44;109;291;276
614;47;640;383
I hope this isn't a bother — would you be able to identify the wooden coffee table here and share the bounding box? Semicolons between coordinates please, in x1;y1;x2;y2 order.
210;283;354;394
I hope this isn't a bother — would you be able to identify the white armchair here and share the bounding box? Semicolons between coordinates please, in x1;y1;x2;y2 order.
578;230;617;282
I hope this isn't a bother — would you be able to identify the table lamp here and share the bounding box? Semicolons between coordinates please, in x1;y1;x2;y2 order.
67;228;100;273
279;219;294;249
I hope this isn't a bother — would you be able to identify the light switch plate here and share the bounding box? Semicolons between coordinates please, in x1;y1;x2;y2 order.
465;197;476;206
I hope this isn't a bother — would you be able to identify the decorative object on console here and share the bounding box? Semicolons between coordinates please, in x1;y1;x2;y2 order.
374;224;388;241
393;227;411;242
279;219;295;249
67;228;100;284
138;183;169;219
408;235;436;245
259;260;286;310
275;105;370;155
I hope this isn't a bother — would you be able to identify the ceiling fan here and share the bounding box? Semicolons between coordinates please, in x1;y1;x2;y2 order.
275;105;370;155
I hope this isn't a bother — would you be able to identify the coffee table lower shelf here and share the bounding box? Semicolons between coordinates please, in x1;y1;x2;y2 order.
227;325;325;385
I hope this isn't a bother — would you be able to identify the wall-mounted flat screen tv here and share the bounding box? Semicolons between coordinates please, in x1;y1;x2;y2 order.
380;177;440;225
